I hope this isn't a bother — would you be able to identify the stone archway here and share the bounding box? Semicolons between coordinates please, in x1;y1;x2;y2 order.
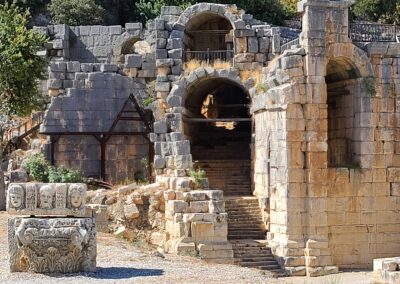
183;76;252;196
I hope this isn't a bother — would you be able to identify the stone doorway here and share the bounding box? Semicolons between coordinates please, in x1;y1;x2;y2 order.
183;77;252;196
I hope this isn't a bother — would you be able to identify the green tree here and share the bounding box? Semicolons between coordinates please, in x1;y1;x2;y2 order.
0;2;47;116
136;0;289;25
48;0;105;25
352;0;400;24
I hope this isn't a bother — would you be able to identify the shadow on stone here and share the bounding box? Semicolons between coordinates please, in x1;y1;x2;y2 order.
88;267;165;279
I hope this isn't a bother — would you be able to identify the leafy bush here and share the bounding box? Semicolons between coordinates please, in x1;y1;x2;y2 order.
24;153;50;182
24;153;84;183
0;2;47;116
48;166;84;183
48;0;105;25
188;161;206;189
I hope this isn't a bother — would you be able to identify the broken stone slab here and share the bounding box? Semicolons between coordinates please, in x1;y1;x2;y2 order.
7;183;86;217
8;216;96;273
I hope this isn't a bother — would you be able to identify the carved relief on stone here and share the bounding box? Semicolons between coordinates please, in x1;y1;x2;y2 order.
7;183;87;216
7;184;25;210
8;217;97;273
25;184;37;211
67;184;86;211
55;184;67;209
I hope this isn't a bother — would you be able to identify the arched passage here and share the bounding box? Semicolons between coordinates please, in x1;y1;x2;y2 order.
183;77;252;196
326;57;360;167
183;12;234;62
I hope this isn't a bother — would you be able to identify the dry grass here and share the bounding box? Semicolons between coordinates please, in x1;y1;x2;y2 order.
227;4;239;14
212;59;232;70
184;59;233;76
240;67;263;85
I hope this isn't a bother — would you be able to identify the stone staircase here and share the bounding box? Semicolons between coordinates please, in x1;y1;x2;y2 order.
225;197;266;240
195;159;251;196
230;240;281;271
225;197;281;272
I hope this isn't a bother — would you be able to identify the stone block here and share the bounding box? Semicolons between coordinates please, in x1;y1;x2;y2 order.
67;61;81;73
259;37;270;52
154;156;166;169
10;171;29;182
124;204;140;220
100;64;118;72
209;201;225;213
167;200;188;213
188;201;209;213
125;54;142;69
191;222;214;242
154;120;167;134
8;217;96;273
204;190;223;201
171;140;190;155
7;183;87;217
166;38;182;49
173;154;192;170
248;37;259;53
125;23;142;31
168;49;183;59
110;25;122;35
183;191;206;202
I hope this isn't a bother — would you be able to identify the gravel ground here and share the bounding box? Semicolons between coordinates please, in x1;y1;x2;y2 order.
0;212;279;284
0;212;375;283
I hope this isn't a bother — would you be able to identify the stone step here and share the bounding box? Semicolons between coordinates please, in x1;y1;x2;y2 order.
236;256;276;262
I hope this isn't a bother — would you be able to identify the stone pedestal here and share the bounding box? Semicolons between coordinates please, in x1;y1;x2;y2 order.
8;217;96;273
160;176;234;264
7;182;96;274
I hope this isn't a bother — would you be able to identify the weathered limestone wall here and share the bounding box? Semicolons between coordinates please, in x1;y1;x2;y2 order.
255;0;400;276
35;23;148;63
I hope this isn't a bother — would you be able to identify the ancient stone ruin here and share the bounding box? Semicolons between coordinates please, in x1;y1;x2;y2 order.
2;0;400;278
7;183;96;273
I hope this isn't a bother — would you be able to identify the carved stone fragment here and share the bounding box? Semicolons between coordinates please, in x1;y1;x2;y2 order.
7;183;87;216
8;217;97;273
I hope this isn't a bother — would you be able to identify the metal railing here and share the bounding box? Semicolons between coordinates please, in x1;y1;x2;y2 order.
4;111;44;142
281;38;300;53
184;49;234;63
349;23;400;42
282;20;400;43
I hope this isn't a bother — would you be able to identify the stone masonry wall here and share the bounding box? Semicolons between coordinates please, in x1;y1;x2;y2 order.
254;0;400;276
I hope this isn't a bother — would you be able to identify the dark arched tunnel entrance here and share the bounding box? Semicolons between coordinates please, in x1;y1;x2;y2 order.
184;78;252;196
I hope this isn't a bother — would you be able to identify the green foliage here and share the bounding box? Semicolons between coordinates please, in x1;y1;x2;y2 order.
364;76;376;97
256;83;267;94
48;166;84;183
48;0;105;25
352;0;400;24
0;2;47;116
24;153;84;183
143;96;156;107
24;153;50;182
136;0;289;25
135;157;151;184
188;161;206;189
